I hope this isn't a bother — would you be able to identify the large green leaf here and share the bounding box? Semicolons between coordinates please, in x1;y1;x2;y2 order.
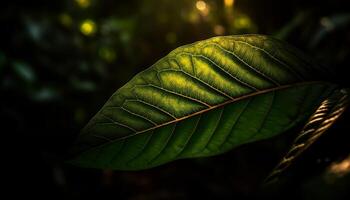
70;35;338;170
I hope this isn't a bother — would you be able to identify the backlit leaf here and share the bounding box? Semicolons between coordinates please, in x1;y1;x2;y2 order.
70;35;338;170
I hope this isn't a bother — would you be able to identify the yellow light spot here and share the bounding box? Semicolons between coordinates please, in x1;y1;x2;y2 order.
325;155;350;183
234;15;252;29
201;7;210;16
213;25;225;35
224;0;234;7
188;11;200;24
75;0;91;8
196;1;210;16
80;19;96;36
329;156;350;176
196;1;207;11
59;13;72;27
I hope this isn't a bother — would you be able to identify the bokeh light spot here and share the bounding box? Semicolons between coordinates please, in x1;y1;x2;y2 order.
188;11;200;23
329;156;350;176
196;1;210;16
80;19;97;36
75;0;91;8
320;17;334;30
234;15;252;29
99;47;116;63
59;13;72;27
213;25;225;35
224;0;234;7
196;1;207;11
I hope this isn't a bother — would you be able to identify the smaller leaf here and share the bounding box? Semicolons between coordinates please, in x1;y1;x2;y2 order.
265;88;350;184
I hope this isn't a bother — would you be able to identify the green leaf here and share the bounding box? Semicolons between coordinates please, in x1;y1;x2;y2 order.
70;35;338;170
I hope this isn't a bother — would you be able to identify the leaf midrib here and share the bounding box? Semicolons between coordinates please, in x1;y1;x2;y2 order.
84;81;327;153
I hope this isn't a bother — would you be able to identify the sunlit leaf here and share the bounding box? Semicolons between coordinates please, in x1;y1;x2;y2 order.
70;35;338;170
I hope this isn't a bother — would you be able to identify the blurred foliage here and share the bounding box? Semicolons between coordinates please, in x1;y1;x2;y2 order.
1;0;350;199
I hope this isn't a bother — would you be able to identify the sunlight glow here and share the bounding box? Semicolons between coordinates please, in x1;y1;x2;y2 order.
224;0;234;7
325;155;350;183
196;1;207;11
234;15;252;29
196;1;210;16
213;25;225;35
80;19;96;36
329;156;350;176
75;0;91;8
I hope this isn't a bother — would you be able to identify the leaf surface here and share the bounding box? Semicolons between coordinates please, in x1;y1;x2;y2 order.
71;35;337;170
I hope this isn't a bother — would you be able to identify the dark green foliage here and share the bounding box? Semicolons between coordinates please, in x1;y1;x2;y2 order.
2;0;350;199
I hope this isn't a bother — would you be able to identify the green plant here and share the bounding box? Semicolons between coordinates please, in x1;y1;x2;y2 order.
70;35;348;180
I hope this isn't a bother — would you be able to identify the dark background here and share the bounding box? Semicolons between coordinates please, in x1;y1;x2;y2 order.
1;0;350;199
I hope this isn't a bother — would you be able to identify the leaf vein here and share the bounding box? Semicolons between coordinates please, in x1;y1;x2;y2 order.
148;124;177;164
133;83;212;108
125;99;177;120
176;115;202;158
206;42;281;86
99;113;137;132
235;40;305;81
201;108;224;153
